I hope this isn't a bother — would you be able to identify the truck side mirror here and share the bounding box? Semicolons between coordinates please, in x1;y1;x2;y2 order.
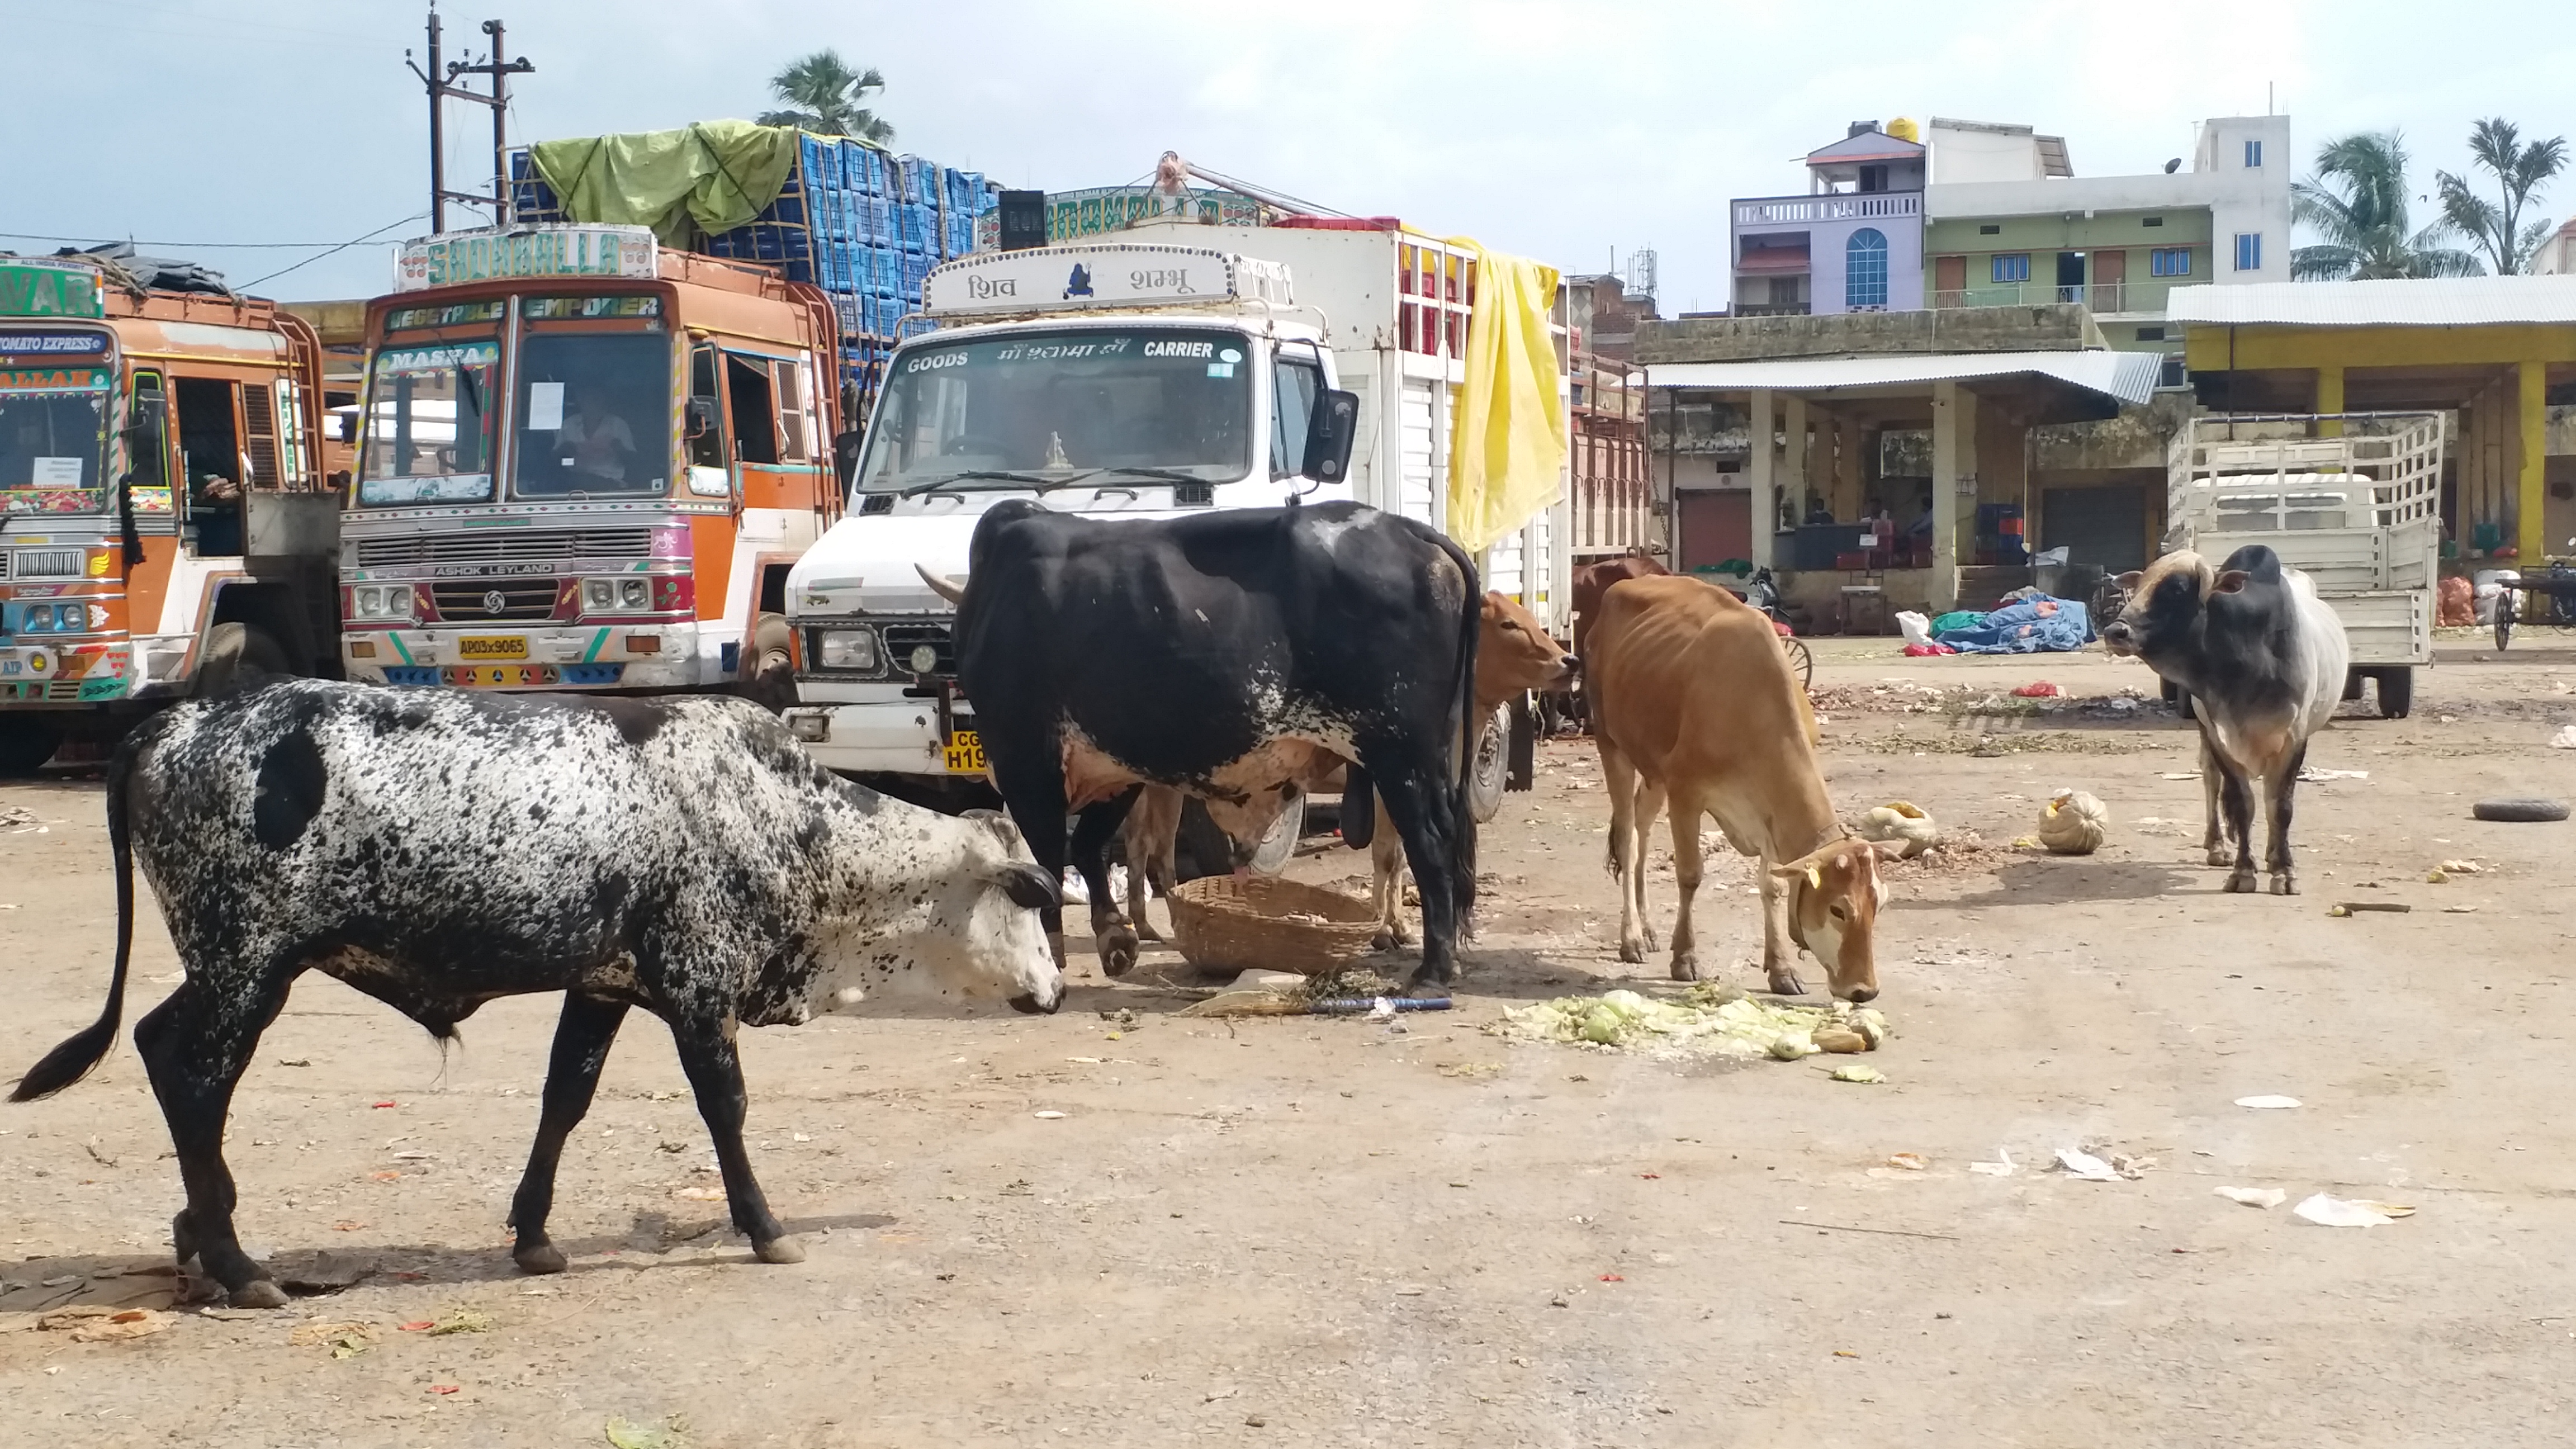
833;429;865;489
686;397;719;439
1302;388;1359;484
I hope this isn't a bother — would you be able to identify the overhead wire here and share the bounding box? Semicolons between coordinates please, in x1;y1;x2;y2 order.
238;214;430;290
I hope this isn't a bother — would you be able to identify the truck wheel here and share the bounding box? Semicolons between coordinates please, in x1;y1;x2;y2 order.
1247;790;1304;877
2376;668;2413;719
1466;704;1509;824
193;623;291;699
2160;678;2179;704
0;718;62;776
2172;688;2196;721
739;612;795;713
2341;669;2365;702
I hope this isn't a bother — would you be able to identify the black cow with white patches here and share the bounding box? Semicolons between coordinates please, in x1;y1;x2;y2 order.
10;680;1061;1308
926;499;1480;992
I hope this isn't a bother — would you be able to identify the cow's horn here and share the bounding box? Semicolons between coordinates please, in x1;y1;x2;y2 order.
915;565;968;605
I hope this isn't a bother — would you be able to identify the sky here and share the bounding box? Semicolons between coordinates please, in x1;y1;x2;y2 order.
10;0;2576;311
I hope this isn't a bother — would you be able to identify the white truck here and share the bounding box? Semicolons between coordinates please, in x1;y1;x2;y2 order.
2166;412;2440;718
783;220;1573;814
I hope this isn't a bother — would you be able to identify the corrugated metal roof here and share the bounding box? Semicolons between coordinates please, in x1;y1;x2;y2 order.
1644;348;2162;406
2169;276;2576;328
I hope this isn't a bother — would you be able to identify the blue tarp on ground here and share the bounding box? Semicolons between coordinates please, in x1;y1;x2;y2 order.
1934;595;2095;654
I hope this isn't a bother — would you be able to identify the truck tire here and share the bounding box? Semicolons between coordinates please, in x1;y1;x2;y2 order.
2375;667;2413;719
740;612;796;713
1466;704;1509;824
1172;798;1236;883
2474;797;2572;823
2171;687;2195;721
193;623;292;699
2341;669;2365;702
0;717;62;776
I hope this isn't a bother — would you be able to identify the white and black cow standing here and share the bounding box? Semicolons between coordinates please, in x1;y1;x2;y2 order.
930;498;1482;993
2103;544;2351;894
10;680;1062;1308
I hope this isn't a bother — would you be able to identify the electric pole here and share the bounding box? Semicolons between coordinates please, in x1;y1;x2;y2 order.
406;7;534;233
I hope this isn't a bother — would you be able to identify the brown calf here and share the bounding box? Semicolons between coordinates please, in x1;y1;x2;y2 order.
1585;574;1896;1001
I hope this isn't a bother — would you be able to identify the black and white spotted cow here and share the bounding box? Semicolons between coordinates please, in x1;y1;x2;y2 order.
9;680;1061;1308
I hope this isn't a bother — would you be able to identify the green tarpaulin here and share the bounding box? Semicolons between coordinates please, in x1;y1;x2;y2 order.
528;120;803;248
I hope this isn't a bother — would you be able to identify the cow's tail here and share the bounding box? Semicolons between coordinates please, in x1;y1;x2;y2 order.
10;744;138;1103
1438;537;1482;927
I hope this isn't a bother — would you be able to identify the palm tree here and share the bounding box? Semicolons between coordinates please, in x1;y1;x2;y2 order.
757;50;893;142
2291;132;2483;280
2435;119;2568;274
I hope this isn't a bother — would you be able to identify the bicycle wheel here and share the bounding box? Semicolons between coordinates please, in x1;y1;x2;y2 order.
2496;590;2515;652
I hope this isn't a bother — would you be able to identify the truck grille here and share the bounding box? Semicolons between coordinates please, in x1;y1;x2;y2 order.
356;528;656;567
878;621;955;676
429;580;561;622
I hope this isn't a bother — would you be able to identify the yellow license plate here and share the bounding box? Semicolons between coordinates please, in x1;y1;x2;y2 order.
942;730;985;774
458;634;528;660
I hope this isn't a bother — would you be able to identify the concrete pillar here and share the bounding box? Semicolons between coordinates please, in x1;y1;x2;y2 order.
2315;366;2344;437
1746;389;1775;569
1931;381;1963;611
1782;394;1810;519
2520;359;2548;562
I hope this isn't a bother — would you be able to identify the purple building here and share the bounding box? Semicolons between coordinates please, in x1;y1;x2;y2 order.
1731;122;1926;316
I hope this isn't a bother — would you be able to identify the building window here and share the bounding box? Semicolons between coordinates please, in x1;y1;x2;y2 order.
1978;223;2001;235
1858;164;1888;194
2233;233;2262;271
1845;228;1889;309
2143;216;2165;227
2135;326;2167;342
2160;353;2189;389
1992;253;2030;284
2151;247;2193;277
2244;139;2264;168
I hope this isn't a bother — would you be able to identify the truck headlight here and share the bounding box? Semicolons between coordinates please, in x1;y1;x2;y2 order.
584;577;655;614
352;585;415;622
817;628;878;670
620;579;650;609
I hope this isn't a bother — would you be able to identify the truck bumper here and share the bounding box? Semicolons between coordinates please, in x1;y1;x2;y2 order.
782;699;965;778
342;624;712;690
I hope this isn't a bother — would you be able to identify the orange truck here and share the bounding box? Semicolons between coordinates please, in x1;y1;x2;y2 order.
0;255;342;771
336;224;840;698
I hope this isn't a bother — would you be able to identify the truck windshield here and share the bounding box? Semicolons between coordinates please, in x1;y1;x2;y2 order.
512;329;674;498
359;338;499;505
0;331;113;512
855;328;1253;494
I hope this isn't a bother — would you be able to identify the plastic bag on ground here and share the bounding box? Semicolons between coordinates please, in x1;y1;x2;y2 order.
2293;1194;2396;1227
1896;610;1935;648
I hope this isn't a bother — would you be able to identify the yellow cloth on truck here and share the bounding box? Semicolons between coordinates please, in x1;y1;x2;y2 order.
1441;239;1567;556
529;121;803;248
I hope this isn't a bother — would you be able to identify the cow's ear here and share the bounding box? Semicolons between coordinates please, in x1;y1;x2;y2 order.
992;860;1058;911
962;808;1022;851
2212;569;2250;595
2114;570;2144;591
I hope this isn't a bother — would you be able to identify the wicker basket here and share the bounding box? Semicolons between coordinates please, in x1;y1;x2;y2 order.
1167;875;1382;977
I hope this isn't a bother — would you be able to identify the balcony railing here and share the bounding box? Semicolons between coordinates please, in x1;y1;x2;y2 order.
1732;302;1812;318
1734;191;1922;228
1929;280;2176;314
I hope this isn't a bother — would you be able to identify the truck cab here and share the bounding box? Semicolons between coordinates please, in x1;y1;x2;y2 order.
783;243;1356;799
0;255;339;771
338;225;841;699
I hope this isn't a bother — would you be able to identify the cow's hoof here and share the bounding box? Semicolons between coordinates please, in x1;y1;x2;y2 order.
513;1242;568;1275
1617;939;1645;965
1097;926;1138;978
227;1279;288;1310
1134;920;1164;944
2270;874;2297;897
2224;870;2258;894
754;1235;807;1266
171;1210;200;1266
1669;953;1706;983
1767;969;1807;997
1370;927;1396;951
2205;848;2232;868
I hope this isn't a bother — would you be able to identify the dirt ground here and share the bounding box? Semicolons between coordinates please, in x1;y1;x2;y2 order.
7;640;2576;1447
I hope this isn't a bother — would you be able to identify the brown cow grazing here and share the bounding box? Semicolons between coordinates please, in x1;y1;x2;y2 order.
1120;592;1578;950
1587;574;1898;1000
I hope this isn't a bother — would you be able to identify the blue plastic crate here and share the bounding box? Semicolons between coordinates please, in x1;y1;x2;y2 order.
803;134;839;191
769;191;806;226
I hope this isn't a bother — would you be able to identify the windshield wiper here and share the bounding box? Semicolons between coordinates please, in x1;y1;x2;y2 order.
1091;466;1218;487
899;468;1098;498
